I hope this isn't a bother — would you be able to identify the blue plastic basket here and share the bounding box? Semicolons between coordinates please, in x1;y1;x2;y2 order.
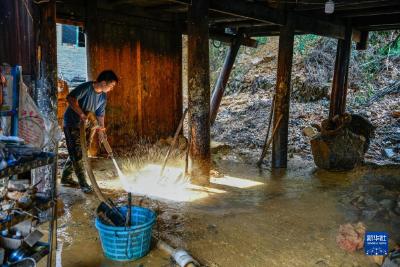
95;206;156;261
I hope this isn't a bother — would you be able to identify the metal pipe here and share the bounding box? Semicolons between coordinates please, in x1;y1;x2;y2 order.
210;36;242;125
155;237;199;267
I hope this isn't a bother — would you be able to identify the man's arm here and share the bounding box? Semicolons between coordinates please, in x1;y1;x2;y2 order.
67;95;87;121
96;116;107;142
97;116;105;129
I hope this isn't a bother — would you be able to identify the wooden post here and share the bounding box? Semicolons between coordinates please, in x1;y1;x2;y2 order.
34;2;58;266
329;25;352;119
210;36;242;124
271;15;294;169
33;0;57;192
188;0;210;185
356;31;369;50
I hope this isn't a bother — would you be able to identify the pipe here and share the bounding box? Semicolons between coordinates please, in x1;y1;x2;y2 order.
155;238;199;267
210;36;242;125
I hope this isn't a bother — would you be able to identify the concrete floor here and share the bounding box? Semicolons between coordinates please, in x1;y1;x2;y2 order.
42;156;400;267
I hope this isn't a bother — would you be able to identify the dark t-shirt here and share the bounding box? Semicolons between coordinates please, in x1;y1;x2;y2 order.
63;82;107;128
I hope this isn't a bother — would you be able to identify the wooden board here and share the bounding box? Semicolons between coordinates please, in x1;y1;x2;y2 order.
86;15;182;148
0;0;37;76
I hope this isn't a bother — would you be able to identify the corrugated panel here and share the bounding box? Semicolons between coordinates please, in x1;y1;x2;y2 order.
87;20;182;147
0;0;36;75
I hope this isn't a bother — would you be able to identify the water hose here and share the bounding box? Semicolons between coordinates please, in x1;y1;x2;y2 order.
79;121;107;203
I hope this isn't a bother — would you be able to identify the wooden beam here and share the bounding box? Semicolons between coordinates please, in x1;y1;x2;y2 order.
209;30;257;48
213;20;272;29
329;25;352;119
295;0;400;12
168;0;361;42
188;0;211;185
210;35;242;124
272;15;295;169
209;0;285;25
353;14;400;28
335;5;400;18
356;31;369;50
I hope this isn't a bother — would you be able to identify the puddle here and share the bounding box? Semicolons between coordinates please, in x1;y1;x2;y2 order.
47;157;400;266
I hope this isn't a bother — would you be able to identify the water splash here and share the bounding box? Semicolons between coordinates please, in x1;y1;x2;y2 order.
111;156;125;178
118;163;225;202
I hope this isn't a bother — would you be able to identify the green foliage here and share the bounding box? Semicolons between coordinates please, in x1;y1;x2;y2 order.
255;36;268;45
294;34;320;55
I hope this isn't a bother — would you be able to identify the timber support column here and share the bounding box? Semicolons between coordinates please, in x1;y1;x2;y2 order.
329;25;352;119
271;15;294;169
210;36;242;124
35;0;57;193
188;0;210;185
84;0;101;156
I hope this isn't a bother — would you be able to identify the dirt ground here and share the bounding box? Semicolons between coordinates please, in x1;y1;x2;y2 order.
42;151;400;267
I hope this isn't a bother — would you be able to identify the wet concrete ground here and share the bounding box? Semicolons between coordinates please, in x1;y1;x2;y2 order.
43;156;400;267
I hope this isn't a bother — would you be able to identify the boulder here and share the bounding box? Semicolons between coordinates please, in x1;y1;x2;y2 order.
310;114;374;171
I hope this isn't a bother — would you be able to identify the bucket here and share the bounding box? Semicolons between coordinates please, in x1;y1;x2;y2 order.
95;206;156;261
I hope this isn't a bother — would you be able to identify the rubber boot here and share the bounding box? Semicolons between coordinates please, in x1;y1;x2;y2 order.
73;160;93;193
61;158;79;187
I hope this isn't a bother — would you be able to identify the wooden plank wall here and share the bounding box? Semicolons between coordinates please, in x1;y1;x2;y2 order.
86;18;182;148
0;0;36;77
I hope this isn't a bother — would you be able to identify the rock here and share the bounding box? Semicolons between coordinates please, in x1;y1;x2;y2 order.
371;255;385;265
347;114;375;153
367;185;385;196
383;148;396;158
251;57;263;65
210;169;224;178
311;128;365;171
394;206;400;216
303;126;319;138
207;224;218;234
392;110;400;118
362;209;377;220
315;259;329;266
177;136;188;151
364;196;379;208
380;199;395;210
336;222;366;252
211;141;231;154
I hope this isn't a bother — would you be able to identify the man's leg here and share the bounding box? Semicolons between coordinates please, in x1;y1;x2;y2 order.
63;127;93;193
61;157;79;187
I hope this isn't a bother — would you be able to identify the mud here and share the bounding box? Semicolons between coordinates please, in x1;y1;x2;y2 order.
40;154;400;267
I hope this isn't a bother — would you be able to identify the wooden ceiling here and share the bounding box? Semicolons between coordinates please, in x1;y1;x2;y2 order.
56;0;400;44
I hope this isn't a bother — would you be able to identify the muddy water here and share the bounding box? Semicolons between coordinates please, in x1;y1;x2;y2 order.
47;157;399;267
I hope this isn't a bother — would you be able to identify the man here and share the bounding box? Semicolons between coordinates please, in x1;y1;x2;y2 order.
61;70;118;193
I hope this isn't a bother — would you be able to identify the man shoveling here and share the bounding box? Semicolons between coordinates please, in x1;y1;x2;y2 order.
61;70;118;193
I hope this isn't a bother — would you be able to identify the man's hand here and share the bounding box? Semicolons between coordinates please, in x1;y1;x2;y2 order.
97;127;107;142
79;113;87;121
